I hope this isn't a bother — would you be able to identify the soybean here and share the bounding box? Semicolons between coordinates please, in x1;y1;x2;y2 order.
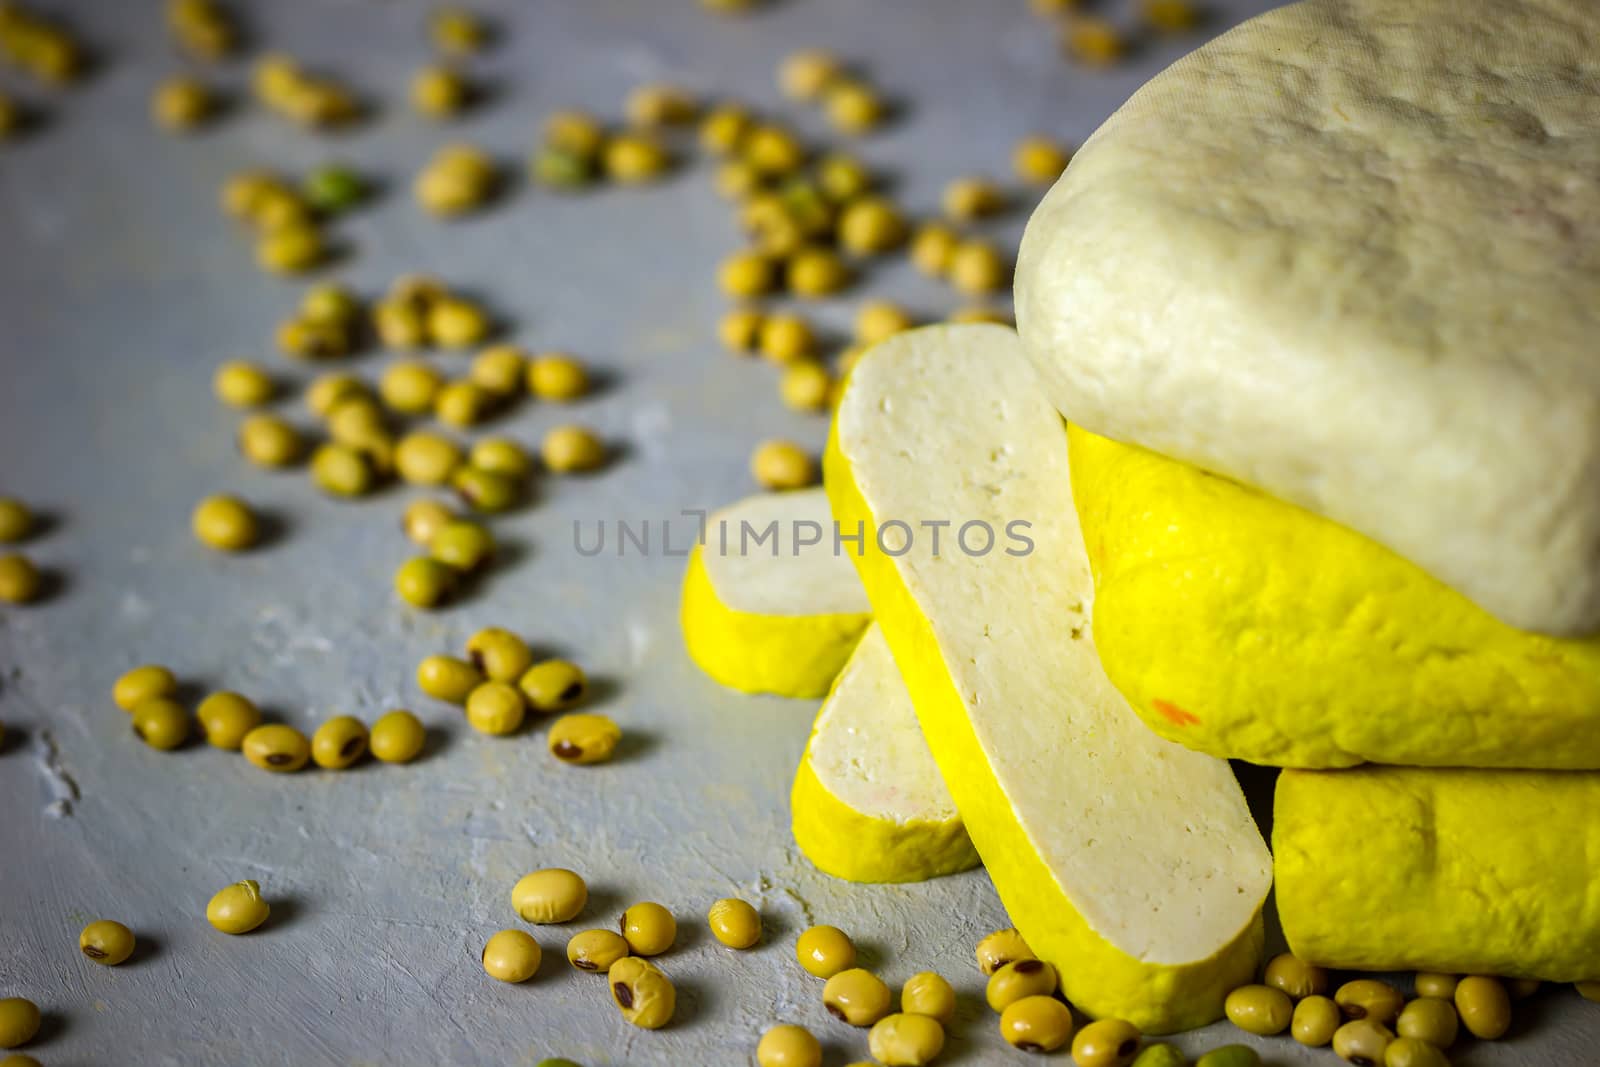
719;308;765;355
242;723;309;772
482;929;542;983
152;76;213;130
114;665;177;713
302;284;360;325
750;440;816;490
699;105;751;156
824;79;883;134
79;919;136;965
0;500;31;545
417;655;484;703
817;153;872;203
192;495;258;552
453;465;520;513
976;927;1035;975
1337;980;1405;1026
381;361;445;415
855;301;913;345
1383;1038;1449;1067
757;1024;821;1067
1332;1019;1394;1065
604;134;670;183
465;681;526;736
311;715;368;769
900;971;955;1023
942;177;1005;221
541;426;606;474
707;898;761;949
306;373;367;418
567;928;629;972
370;710;426;763
1224;984;1292;1035
1131;1046;1187;1067
395;556;456;608
0;554;42;603
620;902;675;956
256;222;326;275
303;165;365;214
206;879;270;934
430;520;495;573
1396;996;1458;1048
867;1013;945;1067
778;49;842;101
948;239;1008;295
311;443;376;497
214;361;275;408
513;868;588;924
412;64;469;118
1454;976;1510;1040
1013;135;1072;184
470;346;527;397
795;924;854;979
759;314;816;365
910;222;958;277
197;691;261;750
824;968;892;1027
435;380;492;428
0;998;41;1049
465;628;533;683
608;956;675;1029
1264;953;1328;999
547;713;620;765
396;432;463;486
132;698;190;751
719;250;776;298
519;659;587;712
626;83;697;128
238;415;304;468
526;353;589;401
987;958;1057;1013
1065;16;1126;66
837;196;906;254
403;500;455;547
1001;995;1074;1053
1292;995;1341;1047
1071;1018;1142;1067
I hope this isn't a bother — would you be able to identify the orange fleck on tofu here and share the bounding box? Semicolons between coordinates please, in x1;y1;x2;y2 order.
1153;699;1199;727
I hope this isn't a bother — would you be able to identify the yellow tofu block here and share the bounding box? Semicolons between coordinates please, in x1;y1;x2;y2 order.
792;624;981;883
827;323;1271;1033
681;488;871;698
1070;426;1600;769
1276;766;1600;981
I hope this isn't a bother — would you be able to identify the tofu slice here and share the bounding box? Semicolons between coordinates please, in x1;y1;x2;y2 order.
826;324;1271;1032
1276;767;1600;981
792;623;981;883
681;488;871;698
1016;0;1600;636
1070;425;1600;769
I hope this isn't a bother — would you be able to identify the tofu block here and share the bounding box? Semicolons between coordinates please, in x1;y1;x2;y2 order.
1071;426;1600;769
792;624;981;884
1016;0;1600;636
1276;767;1600;981
827;323;1271;1032
681;488;871;698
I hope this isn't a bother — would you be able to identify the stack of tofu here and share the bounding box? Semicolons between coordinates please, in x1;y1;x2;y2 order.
682;0;1600;1033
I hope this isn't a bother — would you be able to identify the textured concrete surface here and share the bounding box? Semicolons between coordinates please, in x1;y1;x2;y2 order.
0;1;1594;1065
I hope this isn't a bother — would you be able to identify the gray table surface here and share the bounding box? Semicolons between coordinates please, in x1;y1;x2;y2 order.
0;1;1593;1065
